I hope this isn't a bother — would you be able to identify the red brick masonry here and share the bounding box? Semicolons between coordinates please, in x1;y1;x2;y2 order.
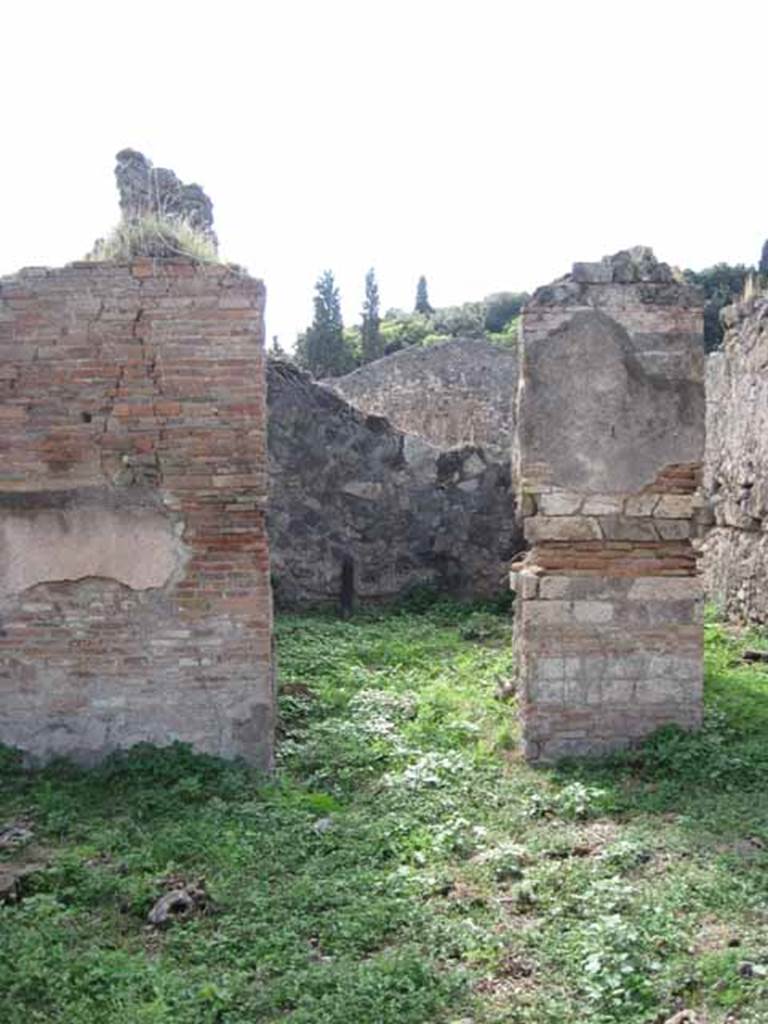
0;260;273;766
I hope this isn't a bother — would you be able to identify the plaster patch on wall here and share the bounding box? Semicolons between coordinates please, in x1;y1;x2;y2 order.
0;506;184;596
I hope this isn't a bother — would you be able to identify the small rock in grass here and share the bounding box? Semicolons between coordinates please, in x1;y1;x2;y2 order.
147;879;211;928
661;1011;698;1024
313;817;334;835
0;820;34;849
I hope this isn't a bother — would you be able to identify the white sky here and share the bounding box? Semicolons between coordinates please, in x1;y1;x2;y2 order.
2;1;766;348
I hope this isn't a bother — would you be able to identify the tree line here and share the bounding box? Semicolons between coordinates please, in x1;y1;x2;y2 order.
273;260;757;379
277;270;527;379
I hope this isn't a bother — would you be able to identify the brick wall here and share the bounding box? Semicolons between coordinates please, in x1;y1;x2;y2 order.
0;260;273;766
513;249;705;761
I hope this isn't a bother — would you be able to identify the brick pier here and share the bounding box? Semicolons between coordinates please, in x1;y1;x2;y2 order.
0;260;274;766
512;249;706;761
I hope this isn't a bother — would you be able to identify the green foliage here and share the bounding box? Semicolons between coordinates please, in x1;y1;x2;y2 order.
380;295;522;358
3;609;768;1022
341;325;362;364
294;274;526;369
391;581;445;613
380;310;435;354
486;316;519;349
361;268;383;364
483;291;528;333
0;743;23;776
431;301;486;338
684;263;751;352
295;270;355;378
414;275;433;315
89;214;219;263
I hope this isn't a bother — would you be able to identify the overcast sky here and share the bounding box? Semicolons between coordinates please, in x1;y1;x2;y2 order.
2;1;766;347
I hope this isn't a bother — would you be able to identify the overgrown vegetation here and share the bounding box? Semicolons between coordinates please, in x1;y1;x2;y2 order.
2;606;768;1022
292;269;526;378
684;263;751;352
288;257;761;378
294;270;353;379
89;214;219;263
378;291;524;357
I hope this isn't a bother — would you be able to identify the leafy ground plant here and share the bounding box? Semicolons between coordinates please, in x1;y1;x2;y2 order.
1;604;768;1022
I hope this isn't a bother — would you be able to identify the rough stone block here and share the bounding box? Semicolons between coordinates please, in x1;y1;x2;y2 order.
600;678;635;702
656;520;693;540
538;491;583;515
625;494;660;516
627;577;701;601
535;657;565;680
538;576;573;600
598;515;659;541
528;678;565;703
581;495;623;515
572;601;614;624
524;515;601;542
655;494;695;518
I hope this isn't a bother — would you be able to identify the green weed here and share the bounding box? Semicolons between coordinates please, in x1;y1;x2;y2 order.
1;606;768;1022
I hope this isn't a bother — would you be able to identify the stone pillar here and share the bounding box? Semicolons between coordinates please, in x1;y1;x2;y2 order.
0;260;273;767
512;248;705;761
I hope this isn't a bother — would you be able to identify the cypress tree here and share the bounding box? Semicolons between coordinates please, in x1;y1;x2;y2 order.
300;270;348;377
361;267;382;364
414;275;433;315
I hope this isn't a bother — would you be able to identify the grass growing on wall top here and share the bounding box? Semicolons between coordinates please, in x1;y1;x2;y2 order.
89;214;219;263
1;604;768;1022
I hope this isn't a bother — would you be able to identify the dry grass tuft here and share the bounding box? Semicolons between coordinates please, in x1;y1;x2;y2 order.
89;215;218;263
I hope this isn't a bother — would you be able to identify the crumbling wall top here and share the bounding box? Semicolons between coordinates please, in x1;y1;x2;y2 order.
527;247;703;309
114;149;217;249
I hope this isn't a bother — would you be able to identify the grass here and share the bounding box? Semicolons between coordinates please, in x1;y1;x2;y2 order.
2;601;768;1022
88;214;219;263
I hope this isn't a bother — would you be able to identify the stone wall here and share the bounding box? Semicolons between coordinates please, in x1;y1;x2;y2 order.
325;338;517;455
512;249;705;762
268;360;520;606
704;296;768;622
0;260;273;766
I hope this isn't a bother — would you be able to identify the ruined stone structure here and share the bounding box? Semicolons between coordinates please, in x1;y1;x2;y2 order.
705;295;768;622
268;360;520;606
325;338;517;455
0;260;273;766
114;149;217;249
512;248;705;761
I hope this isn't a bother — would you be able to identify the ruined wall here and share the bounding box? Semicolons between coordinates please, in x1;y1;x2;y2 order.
115;149;217;248
0;261;273;766
512;249;705;761
268;360;520;605
704;297;768;622
325;338;517;455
